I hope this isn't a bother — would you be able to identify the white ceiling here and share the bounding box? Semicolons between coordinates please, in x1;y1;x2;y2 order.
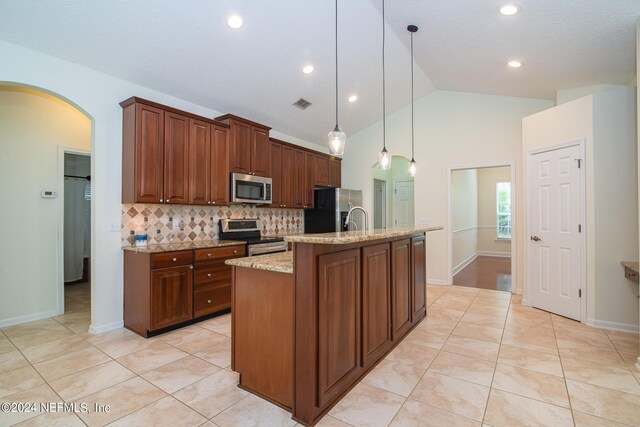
0;0;638;148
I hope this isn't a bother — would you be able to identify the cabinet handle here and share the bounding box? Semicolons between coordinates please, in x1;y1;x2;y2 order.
172;258;177;262
207;299;212;304
207;273;212;277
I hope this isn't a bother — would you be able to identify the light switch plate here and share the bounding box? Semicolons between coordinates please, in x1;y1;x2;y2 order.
108;221;121;232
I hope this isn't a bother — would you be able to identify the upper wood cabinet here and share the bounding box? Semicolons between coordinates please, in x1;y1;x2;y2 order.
314;155;329;187
304;151;315;209
189;119;211;206
294;149;306;208
216;114;271;177
211;124;230;206
328;158;341;188
270;141;283;207
282;145;296;208
122;97;230;205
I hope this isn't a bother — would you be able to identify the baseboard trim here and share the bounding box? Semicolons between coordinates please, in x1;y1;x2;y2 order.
88;320;124;335
0;310;59;328
585;318;639;333
476;251;511;258
453;254;478;276
427;279;449;286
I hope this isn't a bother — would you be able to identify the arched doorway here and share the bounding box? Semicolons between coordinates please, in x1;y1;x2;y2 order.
371;156;415;229
0;84;94;330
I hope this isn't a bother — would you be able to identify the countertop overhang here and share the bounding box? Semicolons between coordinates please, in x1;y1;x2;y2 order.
122;239;246;254
225;251;293;274
283;226;443;245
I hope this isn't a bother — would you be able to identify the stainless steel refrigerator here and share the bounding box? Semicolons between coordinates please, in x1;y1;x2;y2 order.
304;188;364;233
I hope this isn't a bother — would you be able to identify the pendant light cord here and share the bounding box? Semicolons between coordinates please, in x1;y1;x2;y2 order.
382;0;386;150
410;30;414;160
335;0;339;127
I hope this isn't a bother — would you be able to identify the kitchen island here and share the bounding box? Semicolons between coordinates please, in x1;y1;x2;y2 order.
226;227;442;426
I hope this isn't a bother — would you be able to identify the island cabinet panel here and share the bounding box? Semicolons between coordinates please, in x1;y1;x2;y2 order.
233;267;294;409
211;124;230;205
391;239;412;339
134;103;164;203
362;243;393;369
150;265;193;330
188;118;211;205
270;141;283;207
163;112;190;204
411;236;427;322
317;249;363;408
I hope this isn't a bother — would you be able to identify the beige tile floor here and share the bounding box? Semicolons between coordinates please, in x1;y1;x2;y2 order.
1;284;639;426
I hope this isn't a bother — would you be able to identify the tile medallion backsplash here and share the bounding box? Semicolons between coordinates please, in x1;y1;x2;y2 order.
122;204;304;246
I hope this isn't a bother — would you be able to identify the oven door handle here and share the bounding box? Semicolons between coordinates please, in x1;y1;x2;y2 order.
248;242;288;256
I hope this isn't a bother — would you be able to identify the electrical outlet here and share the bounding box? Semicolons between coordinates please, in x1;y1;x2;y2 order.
108;221;120;232
417;218;428;226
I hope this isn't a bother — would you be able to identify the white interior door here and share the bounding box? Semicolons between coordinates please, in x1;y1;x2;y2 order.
529;145;582;320
394;181;414;227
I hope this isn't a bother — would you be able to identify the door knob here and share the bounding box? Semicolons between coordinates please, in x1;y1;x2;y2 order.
530;236;541;242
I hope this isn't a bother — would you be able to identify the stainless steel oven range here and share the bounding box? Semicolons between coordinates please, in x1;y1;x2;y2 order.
218;219;287;256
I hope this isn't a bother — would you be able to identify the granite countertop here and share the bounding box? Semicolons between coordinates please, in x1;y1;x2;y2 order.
284;226;444;245
122;239;246;254
226;251;293;274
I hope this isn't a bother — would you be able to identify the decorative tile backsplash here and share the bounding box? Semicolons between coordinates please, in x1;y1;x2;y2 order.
121;204;304;246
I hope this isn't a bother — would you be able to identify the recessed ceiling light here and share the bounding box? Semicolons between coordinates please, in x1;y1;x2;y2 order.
500;4;520;16
302;65;314;74
508;60;523;68
348;95;358;103
227;14;243;29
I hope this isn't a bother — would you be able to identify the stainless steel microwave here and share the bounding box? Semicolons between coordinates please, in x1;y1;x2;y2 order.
230;173;272;204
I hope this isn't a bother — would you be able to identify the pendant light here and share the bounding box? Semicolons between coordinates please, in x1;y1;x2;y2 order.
328;0;346;156
408;24;418;176
377;0;391;170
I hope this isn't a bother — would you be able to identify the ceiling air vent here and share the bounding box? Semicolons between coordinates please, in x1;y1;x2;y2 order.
293;98;313;110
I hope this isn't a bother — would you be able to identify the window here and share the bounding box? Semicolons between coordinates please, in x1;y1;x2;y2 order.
497;182;511;239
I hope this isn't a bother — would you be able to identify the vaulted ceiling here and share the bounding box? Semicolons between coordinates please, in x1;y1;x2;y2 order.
1;0;638;148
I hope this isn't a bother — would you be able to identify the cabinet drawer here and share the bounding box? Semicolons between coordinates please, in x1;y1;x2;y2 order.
151;251;193;269
194;260;232;289
194;245;245;262
194;285;231;318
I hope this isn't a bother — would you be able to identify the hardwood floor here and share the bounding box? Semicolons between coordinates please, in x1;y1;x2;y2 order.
453;256;512;291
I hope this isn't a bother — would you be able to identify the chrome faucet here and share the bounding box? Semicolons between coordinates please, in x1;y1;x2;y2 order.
345;206;369;231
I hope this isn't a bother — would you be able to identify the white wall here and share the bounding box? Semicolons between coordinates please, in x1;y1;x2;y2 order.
451;169;478;272
557;84;632;105
522;87;638;329
477;166;511;255
0;86;91;325
342;90;553;284
0;40;319;331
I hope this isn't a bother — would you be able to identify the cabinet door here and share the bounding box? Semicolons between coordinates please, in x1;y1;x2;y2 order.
282;145;296;208
135;103;164;203
293;149;306;208
317;249;362;408
362;243;392;369
411;236;427;322
150;265;193;330
270;141;283;207
304;151;315;208
211;124;230;205
229;120;251;174
188;119;211;205
391;239;412;339
164;112;190;204
328;158;341;188
251;127;271;177
314;155;329;187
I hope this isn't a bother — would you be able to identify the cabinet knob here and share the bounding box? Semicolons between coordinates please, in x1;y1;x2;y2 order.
207;253;212;257
160;199;163;202
207;273;212;277
172;258;177;262
207;299;212;304
207;201;211;205
233;250;238;254
212;201;216;205
166;199;170;203
189;265;193;270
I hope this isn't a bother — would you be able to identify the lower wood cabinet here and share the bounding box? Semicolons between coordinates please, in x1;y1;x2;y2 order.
317;249;363;408
124;244;245;337
391;239;413;339
150;265;193;330
411;235;427;321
